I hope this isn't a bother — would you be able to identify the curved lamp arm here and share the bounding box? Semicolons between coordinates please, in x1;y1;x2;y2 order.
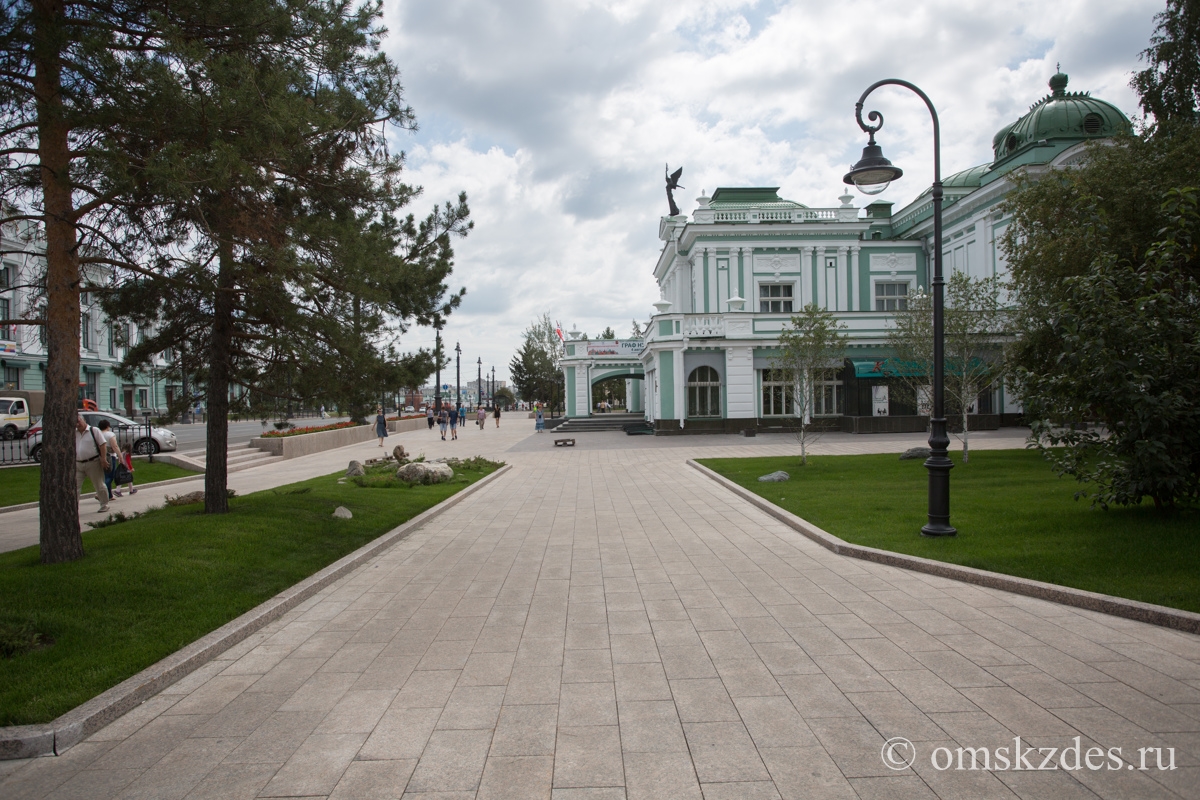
854;79;940;183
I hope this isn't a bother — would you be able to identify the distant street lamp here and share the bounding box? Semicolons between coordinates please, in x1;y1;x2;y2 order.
434;325;443;414
844;78;956;537
455;342;462;414
477;357;482;409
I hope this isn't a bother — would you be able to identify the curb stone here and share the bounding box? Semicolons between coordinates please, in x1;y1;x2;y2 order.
688;459;1200;636
0;463;512;760
0;473;207;516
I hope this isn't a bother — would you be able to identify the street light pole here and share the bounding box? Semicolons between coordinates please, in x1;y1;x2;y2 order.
455;342;462;416
844;78;955;537
477;357;482;409
434;327;443;415
490;367;496;408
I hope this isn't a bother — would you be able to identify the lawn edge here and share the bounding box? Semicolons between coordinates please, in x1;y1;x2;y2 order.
0;472;206;515
688;459;1200;635
0;463;512;760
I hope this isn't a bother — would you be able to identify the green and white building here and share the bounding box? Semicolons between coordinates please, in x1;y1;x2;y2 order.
0;219;178;417
561;71;1132;433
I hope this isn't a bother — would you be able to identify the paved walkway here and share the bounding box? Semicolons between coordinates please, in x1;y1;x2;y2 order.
2;424;1197;799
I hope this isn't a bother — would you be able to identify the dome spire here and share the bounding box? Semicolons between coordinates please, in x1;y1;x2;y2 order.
1049;65;1068;97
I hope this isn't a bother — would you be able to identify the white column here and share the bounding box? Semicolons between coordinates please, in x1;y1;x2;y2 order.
849;246;860;311
800;246;813;307
724;346;755;418
815;246;827;309
576;363;591;416
837;246;849;311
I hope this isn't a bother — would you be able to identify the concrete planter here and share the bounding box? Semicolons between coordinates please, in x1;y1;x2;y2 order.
248;418;431;459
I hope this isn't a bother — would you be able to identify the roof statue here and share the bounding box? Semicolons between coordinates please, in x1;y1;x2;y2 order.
665;164;684;216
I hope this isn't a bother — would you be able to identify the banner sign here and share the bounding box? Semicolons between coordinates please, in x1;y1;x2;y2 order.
586;340;644;357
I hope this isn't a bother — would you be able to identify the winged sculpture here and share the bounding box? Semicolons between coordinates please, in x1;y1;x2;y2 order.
665;164;684;216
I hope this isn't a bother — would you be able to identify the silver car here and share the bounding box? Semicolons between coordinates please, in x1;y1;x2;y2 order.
24;412;178;461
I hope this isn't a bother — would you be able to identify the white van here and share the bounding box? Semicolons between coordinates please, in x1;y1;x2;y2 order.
0;390;43;439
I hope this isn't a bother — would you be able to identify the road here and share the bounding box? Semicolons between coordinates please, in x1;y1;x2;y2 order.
169;416;352;453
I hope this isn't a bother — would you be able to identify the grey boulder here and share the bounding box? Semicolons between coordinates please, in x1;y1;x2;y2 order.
346;460;365;477
899;447;932;461
397;461;454;484
332;506;353;519
758;471;790;483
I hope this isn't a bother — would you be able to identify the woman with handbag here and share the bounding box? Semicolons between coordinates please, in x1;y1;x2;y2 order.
96;419;121;500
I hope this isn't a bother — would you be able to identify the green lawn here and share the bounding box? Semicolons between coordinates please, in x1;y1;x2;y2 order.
700;449;1200;614
0;461;202;508
0;459;502;725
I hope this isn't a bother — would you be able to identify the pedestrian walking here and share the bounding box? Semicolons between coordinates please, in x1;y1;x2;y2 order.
96;418;120;500
477;406;486;429
535;407;545;433
75;414;109;513
494;405;501;428
458;405;466;429
319;404;326;419
427;406;435;430
438;407;449;440
375;406;388;447
449;405;459;440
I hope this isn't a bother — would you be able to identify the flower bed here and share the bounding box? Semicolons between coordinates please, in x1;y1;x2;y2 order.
261;420;359;438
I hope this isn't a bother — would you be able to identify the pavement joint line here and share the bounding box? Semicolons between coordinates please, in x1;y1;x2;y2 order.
0;462;512;761
0;472;209;516
687;458;1200;636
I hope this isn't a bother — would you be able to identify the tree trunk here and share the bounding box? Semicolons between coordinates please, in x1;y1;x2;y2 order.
204;230;235;514
961;408;970;464
33;0;84;563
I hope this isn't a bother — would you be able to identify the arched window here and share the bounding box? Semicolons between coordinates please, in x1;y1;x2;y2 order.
687;366;721;417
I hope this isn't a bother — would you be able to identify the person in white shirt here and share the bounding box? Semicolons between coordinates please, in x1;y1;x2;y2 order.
75;414;109;513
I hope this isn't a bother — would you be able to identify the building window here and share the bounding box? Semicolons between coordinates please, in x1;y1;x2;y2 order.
3;367;18;390
137;388;148;408
759;284;793;313
37;305;46;346
0;297;11;340
813;371;843;416
761;369;794;416
687;365;721;418
874;282;909;311
108;323;116;357
81;312;91;349
85;371;97;401
0;264;10;288
109;387;117;409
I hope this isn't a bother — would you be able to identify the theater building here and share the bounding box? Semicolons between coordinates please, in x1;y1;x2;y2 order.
560;71;1132;433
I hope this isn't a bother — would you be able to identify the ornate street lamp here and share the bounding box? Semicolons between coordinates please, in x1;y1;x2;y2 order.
844;79;956;537
455;342;462;414
477;357;482;409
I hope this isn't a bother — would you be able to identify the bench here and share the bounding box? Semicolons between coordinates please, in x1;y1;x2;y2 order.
554;438;575;447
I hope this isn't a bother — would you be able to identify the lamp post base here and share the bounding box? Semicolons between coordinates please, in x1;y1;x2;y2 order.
922;417;956;537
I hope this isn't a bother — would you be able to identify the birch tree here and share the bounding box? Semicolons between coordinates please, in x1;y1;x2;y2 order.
774;303;846;465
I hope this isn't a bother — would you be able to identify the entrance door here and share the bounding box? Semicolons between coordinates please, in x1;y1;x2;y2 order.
123;388;134;418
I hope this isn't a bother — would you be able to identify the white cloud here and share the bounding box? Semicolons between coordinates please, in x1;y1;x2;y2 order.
382;0;1159;384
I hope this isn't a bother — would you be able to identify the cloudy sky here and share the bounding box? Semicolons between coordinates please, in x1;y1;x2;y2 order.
380;0;1160;386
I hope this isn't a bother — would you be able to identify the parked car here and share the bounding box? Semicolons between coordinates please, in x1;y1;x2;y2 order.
404;405;415;413
24;412;178;462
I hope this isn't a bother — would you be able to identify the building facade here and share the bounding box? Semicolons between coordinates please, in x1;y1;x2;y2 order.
561;71;1132;433
0;220;177;418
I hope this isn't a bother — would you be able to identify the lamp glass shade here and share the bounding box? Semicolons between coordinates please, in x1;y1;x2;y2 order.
843;141;903;193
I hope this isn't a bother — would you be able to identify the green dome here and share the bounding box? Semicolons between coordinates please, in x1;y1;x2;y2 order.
942;163;991;189
991;72;1132;164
